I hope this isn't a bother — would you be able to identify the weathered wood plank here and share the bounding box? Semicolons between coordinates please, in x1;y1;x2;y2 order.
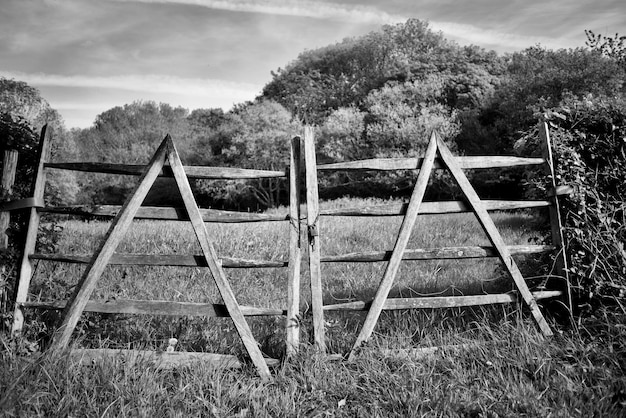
22;300;285;317
304;127;326;352
321;245;555;263
323;291;563;311
318;156;546;171
45;162;286;179
70;349;280;369
349;131;439;361
540;122;572;312
165;138;271;380
0;197;45;212
1;149;18;249
30;253;287;268
12;125;52;335
41;205;290;222
48;135;170;353
286;136;302;356
320;199;550;217
435;133;553;337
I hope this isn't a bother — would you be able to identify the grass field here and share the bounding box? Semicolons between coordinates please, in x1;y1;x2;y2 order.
1;198;625;416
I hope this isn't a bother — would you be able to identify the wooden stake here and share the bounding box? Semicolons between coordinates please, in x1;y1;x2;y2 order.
304;127;326;352
164;137;271;380
1;150;18;250
539;122;572;313
435;133;553;337
348;131;438;360
12;125;52;335
286;136;302;356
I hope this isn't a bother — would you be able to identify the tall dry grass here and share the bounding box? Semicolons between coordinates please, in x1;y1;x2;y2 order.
1;198;623;416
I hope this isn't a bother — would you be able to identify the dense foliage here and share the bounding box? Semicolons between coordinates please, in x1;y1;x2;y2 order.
2;20;626;307
518;95;626;307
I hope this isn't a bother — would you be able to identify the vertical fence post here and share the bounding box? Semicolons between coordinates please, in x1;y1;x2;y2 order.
539;121;572;313
12;125;52;335
1;149;19;250
303;126;326;352
286;136;302;356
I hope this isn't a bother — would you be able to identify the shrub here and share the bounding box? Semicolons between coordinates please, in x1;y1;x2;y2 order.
518;94;626;308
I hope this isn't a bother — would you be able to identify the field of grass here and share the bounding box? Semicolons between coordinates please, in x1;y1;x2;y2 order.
1;198;625;416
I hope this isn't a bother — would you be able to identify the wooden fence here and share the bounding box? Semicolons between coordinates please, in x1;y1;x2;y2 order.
5;123;570;379
301;125;570;359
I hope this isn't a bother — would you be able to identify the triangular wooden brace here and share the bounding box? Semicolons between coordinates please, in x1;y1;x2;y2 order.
47;135;271;380
348;131;552;359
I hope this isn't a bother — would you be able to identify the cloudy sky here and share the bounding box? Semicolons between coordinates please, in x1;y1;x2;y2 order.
1;0;624;129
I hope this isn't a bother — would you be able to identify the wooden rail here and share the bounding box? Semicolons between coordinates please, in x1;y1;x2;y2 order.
45;162;286;179
41;205;290;222
22;300;285;317
30;253;287;268
323;291;563;311
318;156;546;171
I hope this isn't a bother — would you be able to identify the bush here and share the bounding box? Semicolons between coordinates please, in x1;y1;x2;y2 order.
518;94;626;308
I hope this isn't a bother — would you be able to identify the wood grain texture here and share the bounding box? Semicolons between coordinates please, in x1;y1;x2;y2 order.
30;253;287;268
539;122;572;312
12;125;52;334
1;150;18;249
320;244;555;263
323;291;563;311
318;156;545;171
348;131;439;361
304;127;326;352
41;205;289;222
0;197;45;212
45;162;286;179
23;300;285;317
286;136;302;356
165;138;272;380
48;135;170;352
435;133;553;337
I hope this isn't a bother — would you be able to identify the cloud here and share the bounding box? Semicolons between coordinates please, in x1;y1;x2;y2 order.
109;0;406;24
0;71;261;101
105;0;582;52
430;21;573;51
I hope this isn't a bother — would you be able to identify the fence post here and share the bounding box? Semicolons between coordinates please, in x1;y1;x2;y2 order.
303;126;326;352
539;121;572;314
12;125;52;335
286;136;303;356
1;149;19;250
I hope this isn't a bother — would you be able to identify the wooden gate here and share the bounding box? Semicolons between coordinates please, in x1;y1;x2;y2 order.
10;128;303;380
302;124;570;359
9;123;570;377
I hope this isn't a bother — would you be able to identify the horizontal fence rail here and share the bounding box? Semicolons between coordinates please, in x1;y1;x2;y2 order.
320;244;556;263
317;156;546;171
41;205;291;223
30;253;288;268
322;291;563;311
45;162;286;179
21;300;286;317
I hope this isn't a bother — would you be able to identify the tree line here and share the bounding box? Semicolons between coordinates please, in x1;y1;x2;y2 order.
1;19;625;209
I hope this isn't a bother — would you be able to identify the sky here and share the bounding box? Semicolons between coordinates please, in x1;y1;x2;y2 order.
1;0;624;129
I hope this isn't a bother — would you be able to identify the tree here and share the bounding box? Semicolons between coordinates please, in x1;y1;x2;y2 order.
0;77;78;205
363;76;460;158
72;101;191;204
461;46;626;155
586;30;626;68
